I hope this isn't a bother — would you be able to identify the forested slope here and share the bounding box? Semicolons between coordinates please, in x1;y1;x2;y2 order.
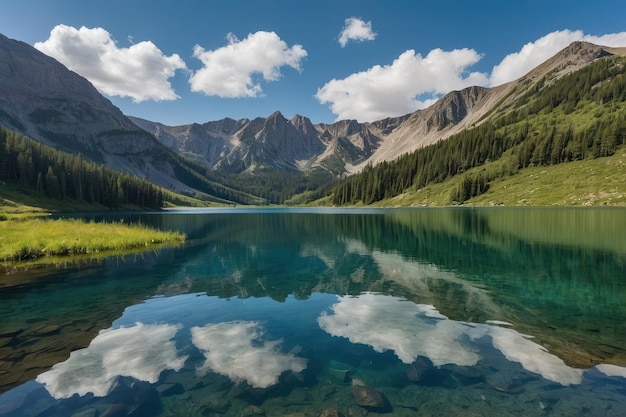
0;125;277;208
329;55;626;206
0;126;164;208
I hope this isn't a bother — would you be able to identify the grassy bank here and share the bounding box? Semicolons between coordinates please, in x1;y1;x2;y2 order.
0;217;185;263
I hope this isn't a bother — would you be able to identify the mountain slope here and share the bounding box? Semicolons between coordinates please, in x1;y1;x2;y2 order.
0;34;166;178
360;86;491;170
0;33;265;204
328;43;626;206
362;42;626;170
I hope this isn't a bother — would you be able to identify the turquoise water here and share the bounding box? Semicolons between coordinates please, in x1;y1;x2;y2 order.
1;208;625;416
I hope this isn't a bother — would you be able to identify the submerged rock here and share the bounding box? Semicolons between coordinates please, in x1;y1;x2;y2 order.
0;326;24;338
30;324;60;336
0;336;13;347
0;347;25;361
451;365;484;385
406;357;431;383
326;360;353;383
351;378;366;387
352;384;388;411
319;406;342;417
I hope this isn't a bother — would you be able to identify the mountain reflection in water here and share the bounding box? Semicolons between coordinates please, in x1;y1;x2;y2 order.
0;207;624;417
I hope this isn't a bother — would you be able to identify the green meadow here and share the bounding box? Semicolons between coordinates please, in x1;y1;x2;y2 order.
0;216;185;264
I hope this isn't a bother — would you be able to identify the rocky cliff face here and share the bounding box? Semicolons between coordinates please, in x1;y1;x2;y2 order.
0;34;199;191
0;35;132;149
232;111;326;171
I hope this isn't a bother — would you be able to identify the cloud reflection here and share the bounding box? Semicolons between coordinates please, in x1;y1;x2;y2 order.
36;323;187;399
191;321;307;388
596;364;626;378
318;293;584;385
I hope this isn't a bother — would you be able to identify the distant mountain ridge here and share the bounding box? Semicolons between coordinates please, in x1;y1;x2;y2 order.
134;42;626;178
1;32;625;204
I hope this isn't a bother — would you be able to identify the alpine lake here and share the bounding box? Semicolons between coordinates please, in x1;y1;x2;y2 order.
1;207;625;417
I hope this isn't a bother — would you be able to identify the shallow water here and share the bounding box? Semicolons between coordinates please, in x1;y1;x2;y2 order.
1;207;625;417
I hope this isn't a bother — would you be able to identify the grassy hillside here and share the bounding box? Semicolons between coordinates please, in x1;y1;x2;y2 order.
375;146;626;207
328;54;626;207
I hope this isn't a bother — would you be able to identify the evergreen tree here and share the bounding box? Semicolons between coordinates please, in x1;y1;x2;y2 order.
44;166;60;198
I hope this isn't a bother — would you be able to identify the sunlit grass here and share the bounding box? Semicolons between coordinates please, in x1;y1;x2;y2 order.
0;218;185;263
469;149;626;206
374;147;626;207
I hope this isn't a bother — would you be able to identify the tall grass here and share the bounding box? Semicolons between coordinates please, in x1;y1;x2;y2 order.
0;218;185;262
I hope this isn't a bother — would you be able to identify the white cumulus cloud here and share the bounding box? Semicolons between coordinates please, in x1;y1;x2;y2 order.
189;31;307;98
315;48;489;122
489;29;626;86
338;17;377;47
34;25;187;102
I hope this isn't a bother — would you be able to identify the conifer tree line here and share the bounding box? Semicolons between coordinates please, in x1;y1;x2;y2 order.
164;149;332;205
167;154;268;206
330;55;626;205
0;126;163;208
0;124;331;207
228;169;334;204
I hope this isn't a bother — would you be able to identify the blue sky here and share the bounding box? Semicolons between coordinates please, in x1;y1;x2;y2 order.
2;0;626;125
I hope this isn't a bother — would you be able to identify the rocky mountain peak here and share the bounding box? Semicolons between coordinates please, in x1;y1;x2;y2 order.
0;34;104;104
557;41;613;62
267;110;286;123
203;117;247;135
425;86;490;130
290;114;315;135
515;41;617;90
0;34;136;141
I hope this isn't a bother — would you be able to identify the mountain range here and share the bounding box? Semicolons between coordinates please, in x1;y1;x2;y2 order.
129;86;493;176
1;32;625;204
131;41;626;177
